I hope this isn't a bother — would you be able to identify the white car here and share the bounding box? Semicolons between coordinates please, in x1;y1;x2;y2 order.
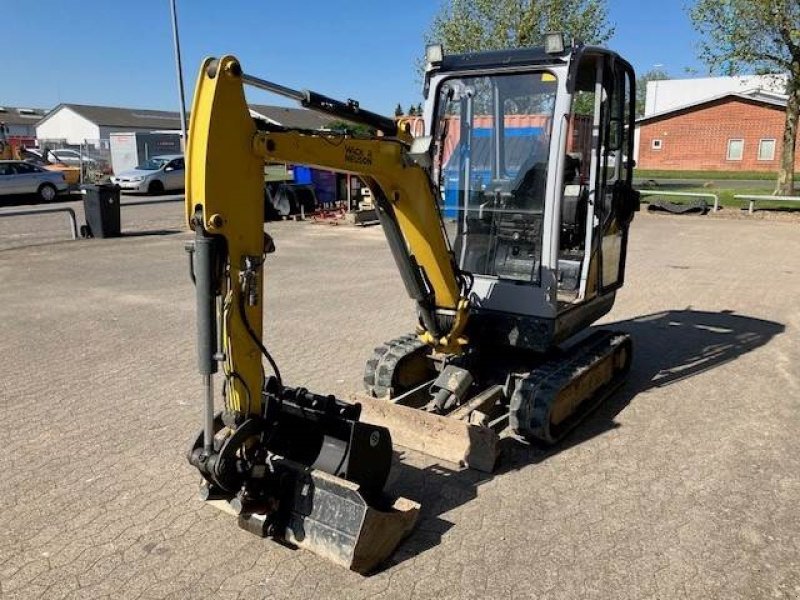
50;148;97;166
111;154;185;194
0;160;68;202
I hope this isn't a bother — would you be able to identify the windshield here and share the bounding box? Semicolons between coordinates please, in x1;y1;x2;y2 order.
434;71;557;284
136;158;169;171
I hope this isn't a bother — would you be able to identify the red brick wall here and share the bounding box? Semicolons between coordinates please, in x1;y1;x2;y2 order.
637;98;796;172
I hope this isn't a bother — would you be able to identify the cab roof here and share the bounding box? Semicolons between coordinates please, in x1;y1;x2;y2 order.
437;45;571;73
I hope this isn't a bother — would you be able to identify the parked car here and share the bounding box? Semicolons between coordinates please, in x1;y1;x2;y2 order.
110;154;184;194
50;148;97;167
17;149;82;186
0;160;68;202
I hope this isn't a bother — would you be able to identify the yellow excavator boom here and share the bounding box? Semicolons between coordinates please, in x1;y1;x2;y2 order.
186;55;469;416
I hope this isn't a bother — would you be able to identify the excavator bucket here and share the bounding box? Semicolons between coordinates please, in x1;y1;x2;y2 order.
206;469;419;574
187;385;420;574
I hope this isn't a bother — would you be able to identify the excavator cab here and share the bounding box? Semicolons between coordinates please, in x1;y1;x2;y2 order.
362;40;638;460
424;39;639;351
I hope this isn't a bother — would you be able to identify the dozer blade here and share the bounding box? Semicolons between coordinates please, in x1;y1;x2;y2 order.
206;467;419;574
352;385;504;473
354;331;632;471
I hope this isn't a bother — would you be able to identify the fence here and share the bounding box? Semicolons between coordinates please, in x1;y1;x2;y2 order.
35;138;113;185
0;206;78;240
733;194;800;214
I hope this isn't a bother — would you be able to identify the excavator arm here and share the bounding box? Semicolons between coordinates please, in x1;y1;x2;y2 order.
253;130;470;349
183;54;486;572
186;55;469;417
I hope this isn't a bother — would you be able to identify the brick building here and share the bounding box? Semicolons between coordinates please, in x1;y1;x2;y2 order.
636;90;794;172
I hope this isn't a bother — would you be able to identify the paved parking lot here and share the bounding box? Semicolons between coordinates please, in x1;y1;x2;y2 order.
0;194;184;251
1;204;798;599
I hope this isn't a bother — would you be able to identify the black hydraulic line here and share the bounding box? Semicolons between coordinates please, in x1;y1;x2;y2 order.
237;286;283;389
368;182;441;337
240;71;397;136
301;91;398;136
191;221;221;453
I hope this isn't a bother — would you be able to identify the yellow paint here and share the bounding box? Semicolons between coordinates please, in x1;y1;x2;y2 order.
186;56;266;415
252;131;463;313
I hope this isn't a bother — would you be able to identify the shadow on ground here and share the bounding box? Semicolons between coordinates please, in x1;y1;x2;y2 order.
382;309;785;567
0;193;82;207
120;229;182;238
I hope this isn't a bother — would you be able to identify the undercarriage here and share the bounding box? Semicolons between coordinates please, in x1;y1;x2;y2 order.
360;329;632;471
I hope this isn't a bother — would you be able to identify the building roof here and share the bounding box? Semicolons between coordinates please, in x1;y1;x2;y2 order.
637;89;788;125
248;105;341;129
37;103;183;130
36;102;341;132
0;105;48;126
643;73;787;117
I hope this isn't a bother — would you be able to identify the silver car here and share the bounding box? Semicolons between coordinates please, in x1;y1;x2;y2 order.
0;160;68;202
111;154;184;194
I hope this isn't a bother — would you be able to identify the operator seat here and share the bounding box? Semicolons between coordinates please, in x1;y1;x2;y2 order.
559;154;587;250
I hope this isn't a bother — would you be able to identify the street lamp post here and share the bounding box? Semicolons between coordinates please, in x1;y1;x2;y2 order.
169;0;188;147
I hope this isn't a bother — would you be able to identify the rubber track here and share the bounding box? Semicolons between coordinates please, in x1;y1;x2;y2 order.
510;331;631;444
363;333;427;398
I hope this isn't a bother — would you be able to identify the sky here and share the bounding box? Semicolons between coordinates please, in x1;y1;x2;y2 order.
4;1;710;115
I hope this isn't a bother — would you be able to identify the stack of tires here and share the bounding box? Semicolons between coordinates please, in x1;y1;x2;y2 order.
264;183;317;221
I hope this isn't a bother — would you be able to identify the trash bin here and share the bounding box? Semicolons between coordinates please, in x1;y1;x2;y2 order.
81;184;121;238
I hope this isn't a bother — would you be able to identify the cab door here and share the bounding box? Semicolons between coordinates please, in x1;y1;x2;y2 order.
563;51;638;303
595;57;638;293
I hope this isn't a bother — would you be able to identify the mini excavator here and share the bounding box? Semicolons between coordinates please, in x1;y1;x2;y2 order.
185;35;639;573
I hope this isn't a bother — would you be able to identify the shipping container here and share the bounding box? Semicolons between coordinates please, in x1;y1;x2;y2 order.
109;132;183;174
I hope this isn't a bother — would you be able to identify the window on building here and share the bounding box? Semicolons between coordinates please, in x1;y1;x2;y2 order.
758;139;776;161
651;139;663;150
727;139;744;161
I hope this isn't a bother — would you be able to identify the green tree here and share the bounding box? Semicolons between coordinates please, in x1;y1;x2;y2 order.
636;67;669;118
424;0;615;57
408;105;417;116
395;103;404;117
327;120;376;136
416;102;423;115
689;0;800;195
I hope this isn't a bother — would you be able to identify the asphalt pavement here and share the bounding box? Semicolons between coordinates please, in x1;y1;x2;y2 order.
0;205;798;599
0;192;184;251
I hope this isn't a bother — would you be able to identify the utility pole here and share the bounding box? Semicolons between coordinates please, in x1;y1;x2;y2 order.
169;0;188;148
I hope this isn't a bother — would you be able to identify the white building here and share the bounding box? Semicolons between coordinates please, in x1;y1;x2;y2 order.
36;104;182;146
34;103;343;147
644;74;787;117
